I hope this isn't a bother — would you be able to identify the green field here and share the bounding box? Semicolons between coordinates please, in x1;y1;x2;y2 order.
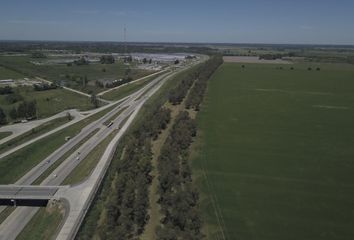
0;66;24;79
0;87;95;119
194;63;354;240
0;56;152;94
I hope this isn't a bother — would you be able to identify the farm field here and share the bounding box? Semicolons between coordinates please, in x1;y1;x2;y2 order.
0;56;153;94
0;87;95;119
194;62;354;240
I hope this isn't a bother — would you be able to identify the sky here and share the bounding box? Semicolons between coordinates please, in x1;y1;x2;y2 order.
0;0;354;45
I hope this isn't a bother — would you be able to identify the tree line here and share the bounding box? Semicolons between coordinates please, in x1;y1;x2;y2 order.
156;111;203;240
185;56;223;110
91;106;171;240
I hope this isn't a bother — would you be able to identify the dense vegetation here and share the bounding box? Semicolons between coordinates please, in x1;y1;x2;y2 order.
100;55;115;64
0;86;14;95
185;56;223;110
156;111;203;240
80;106;171;240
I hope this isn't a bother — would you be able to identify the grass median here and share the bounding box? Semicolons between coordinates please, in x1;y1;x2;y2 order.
0;104;116;184
0;116;70;154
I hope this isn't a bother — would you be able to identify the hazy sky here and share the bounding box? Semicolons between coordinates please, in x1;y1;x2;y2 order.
1;0;354;44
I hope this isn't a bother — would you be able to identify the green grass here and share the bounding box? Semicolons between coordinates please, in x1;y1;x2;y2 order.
62;130;117;185
0;207;15;225
0;131;12;140
16;205;64;240
101;74;158;101
0;56;153;94
0;86;95;120
0;65;24;79
194;62;354;240
0;104;116;184
0;116;70;154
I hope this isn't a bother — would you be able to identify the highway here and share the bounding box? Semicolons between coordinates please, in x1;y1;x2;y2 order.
0;57;205;240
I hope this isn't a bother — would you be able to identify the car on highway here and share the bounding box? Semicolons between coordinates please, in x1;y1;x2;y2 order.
53;174;57;178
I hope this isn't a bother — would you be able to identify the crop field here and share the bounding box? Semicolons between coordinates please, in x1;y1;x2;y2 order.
0;87;94;119
194;62;354;240
0;56;153;93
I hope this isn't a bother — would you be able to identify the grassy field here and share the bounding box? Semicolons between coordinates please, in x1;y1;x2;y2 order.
0;117;70;154
0;104;116;184
0;132;11;140
0;56;153;94
0;65;24;79
0;86;95;119
16;204;64;240
102;74;159;101
194;62;354;240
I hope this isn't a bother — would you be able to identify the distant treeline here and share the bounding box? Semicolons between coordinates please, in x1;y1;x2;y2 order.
0;41;216;55
168;55;223;108
156;111;203;239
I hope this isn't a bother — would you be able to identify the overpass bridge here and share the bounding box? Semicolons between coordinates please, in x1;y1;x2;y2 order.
0;185;65;206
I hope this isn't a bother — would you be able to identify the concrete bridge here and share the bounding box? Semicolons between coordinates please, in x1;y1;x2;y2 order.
0;185;62;206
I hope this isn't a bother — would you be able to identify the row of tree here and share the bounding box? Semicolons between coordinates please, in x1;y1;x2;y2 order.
33;83;58;91
185;56;223;110
100;55;115;64
0;86;14;95
168;71;198;105
156;111;203;240
9;100;37;120
94;106;171;239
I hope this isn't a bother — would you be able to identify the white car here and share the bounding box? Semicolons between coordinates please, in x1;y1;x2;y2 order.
53;174;57;178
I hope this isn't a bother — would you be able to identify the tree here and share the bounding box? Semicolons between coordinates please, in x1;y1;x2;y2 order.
66;112;73;121
0;107;7;125
91;94;99;108
9;107;17;120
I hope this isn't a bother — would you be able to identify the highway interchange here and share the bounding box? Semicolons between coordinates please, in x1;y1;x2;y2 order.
0;57;203;240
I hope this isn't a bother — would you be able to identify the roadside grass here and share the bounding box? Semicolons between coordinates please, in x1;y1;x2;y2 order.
0;207;15;225
16;203;64;240
0;104;116;184
101;73;162;101
0;116;70;154
192;62;354;240
0;131;12;140
0;86;95;120
62;129;118;185
0;56;153;94
32;129;100;185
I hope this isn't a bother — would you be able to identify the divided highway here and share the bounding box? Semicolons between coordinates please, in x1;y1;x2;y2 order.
0;57;205;240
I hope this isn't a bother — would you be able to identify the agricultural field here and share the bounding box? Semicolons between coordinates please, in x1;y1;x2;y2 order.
194;62;354;240
0;86;95;120
0;56;153;94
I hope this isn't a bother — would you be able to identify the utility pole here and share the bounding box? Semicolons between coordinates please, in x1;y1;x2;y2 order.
124;25;127;55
